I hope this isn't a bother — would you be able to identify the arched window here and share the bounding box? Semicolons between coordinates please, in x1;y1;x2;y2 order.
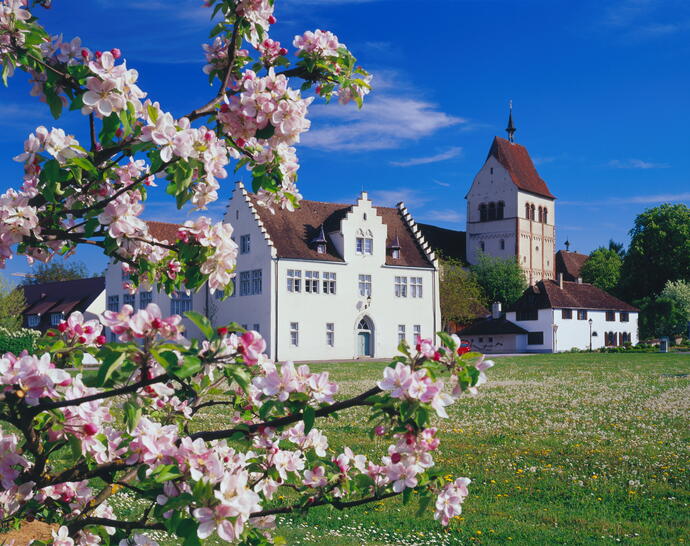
525;203;530;219
497;201;505;220
530;204;536;221
488;202;496;221
538;207;543;223
479;203;488;222
543;208;548;224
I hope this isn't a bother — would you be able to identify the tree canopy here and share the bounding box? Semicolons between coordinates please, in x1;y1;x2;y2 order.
470;253;527;307
438;257;486;331
0;275;25;331
24;261;89;284
620;204;690;301
580;248;623;294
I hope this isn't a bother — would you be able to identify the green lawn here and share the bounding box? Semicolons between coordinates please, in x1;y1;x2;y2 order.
109;353;690;544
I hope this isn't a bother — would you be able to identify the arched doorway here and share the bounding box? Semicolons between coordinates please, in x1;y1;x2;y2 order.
356;317;373;357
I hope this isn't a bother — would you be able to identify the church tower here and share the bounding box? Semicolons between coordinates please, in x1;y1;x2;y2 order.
465;107;556;285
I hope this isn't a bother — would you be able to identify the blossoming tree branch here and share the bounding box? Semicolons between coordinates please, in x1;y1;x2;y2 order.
0;0;493;544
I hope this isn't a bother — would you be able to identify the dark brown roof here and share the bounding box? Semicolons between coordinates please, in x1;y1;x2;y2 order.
509;280;638;312
245;192;434;268
21;277;105;332
146;221;181;243
488;137;555;199
555;250;589;281
417;223;467;264
459;317;528;336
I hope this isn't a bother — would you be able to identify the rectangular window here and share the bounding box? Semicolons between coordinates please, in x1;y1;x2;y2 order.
605;311;615;322
290;322;299;346
121;269;130;281
124;294;135;307
240;234;251;254
394;276;408;298
410;277;423;298
356;237;373;254
214;289;225;300
577;310;588;320
107;295;119;312
322;272;336;294
287;269;301;293
620;312;629;322
305;271;319;293
171;291;192;315
27;314;39;328
251;269;262;295
326;322;334;347
516;309;539;321
413;324;421;344
527;331;544;345
561;309;572;320
239;271;251;296
358;274;372;297
356;237;364;254
253;323;260;332
110;331;117;343
397;324;406;344
139;291;152;309
50;312;63;327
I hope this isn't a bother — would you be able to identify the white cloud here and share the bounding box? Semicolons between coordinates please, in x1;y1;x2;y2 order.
303;96;465;152
560;192;690;206
390;147;462;167
607;158;670;169
434;180;451;187
418;209;465;224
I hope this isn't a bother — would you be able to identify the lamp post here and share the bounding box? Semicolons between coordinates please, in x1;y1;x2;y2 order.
588;318;593;351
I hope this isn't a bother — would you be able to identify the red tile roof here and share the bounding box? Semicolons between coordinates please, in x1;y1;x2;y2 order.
146;221;181;243
488;137;555;199
21;277;105;332
244;192;434;268
417;223;467;264
509;280;638;312
555;250;589;281
459;317;528;336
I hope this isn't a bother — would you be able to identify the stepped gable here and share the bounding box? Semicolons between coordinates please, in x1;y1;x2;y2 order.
555;250;589;281
245;193;433;268
510;280;638;312
487;136;555;199
417;223;467;263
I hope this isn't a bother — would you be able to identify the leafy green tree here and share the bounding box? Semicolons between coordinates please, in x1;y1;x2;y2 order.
24;261;89;284
607;239;626;258
638;296;687;339
620;204;690;301
439;257;487;331
581;248;622;293
0;275;26;331
660;279;690;336
470;253;527;307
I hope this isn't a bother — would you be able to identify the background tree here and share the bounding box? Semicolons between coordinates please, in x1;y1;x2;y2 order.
580;247;622;293
439;257;486;331
638;295;687;339
470;253;527;307
660;279;690;336
607;239;626;259
0;274;25;331
620;204;690;301
24;260;89;284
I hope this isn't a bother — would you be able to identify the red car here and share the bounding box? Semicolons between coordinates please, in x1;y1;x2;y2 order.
457;339;472;355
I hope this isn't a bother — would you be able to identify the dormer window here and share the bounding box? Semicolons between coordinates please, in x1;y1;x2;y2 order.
310;225;328;255
389;233;401;259
392;248;400;259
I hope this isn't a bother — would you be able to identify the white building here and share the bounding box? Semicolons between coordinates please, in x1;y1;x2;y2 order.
216;182;441;361
104;184;442;361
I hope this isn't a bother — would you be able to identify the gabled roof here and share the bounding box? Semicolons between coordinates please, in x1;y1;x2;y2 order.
487;136;555;199
509;280;638;312
21;277;105;332
146;221;180;243
459;317;528;336
417;224;467;264
555;250;589;281
243;190;434;268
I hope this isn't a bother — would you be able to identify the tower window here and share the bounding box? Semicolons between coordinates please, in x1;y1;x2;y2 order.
500;239;505;250
525;203;530;219
543;209;548;224
530;204;536;221
479;203;488;222
488;202;497;221
490;167;494;175
497;201;505;220
480;241;485;252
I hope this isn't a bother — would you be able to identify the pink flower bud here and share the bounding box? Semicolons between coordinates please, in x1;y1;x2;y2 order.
57;322;68;333
151;318;163;329
391;452;401;464
217;326;228;336
110;48;121;59
78;336;87;344
279;48;288;56
236;138;246;147
374;425;386;436
95;51;102;59
95;335;106;345
81;49;89;59
83;423;98;436
268;15;276;24
115;128;123;138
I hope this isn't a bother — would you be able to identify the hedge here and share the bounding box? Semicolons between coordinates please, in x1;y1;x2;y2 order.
0;327;41;355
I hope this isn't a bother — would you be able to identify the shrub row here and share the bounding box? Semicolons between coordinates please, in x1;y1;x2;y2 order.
0;327;41;355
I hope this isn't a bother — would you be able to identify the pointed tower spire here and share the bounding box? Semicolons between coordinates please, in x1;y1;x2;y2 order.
506;100;516;143
565;238;571;252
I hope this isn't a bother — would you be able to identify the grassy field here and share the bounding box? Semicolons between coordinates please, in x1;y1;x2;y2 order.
111;353;690;544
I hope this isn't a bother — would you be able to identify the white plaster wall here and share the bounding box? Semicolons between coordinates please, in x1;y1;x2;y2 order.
507;309;555;352
516;192;556;284
84;289;105;322
462;333;522;354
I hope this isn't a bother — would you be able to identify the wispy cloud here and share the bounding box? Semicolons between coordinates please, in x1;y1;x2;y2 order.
418;209;465;224
390;147;462;167
533;156;557;166
434;180;451;188
369;188;433;208
303;96;465;151
561;192;690;206
600;0;690;40
607;158;670;169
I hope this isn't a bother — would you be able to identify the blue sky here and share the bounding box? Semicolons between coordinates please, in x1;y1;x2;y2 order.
1;0;689;279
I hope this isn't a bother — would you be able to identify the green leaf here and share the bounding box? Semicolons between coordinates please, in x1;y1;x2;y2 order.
153;464;183;483
99;113;120;144
68;435;82;459
402;487;412;505
225;365;251;394
303;406;316;434
123;399;142;432
45;88;63;119
96;349;127;386
173;355;202;379
179;519;201;546
254;124;275;140
184;311;214;339
415;494;433;518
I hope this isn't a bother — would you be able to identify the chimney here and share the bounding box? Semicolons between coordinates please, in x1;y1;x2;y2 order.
491;302;502;319
576;277;583;284
558;273;564;289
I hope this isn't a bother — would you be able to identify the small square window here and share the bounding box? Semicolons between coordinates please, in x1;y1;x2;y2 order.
290;322;299;346
27;315;39;328
240;234;251;254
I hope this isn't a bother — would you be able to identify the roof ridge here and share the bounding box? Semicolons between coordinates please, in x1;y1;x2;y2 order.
396;202;437;265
